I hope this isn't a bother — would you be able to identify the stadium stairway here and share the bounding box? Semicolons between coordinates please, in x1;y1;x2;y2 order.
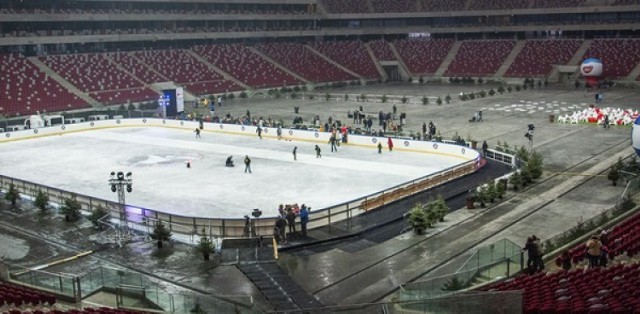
238;262;323;311
27;56;100;107
184;49;252;91
246;46;309;85
304;44;364;80
494;40;527;79
547;39;591;82
363;42;388;81
433;41;462;78
388;43;412;80
568;39;593;66
104;53;151;87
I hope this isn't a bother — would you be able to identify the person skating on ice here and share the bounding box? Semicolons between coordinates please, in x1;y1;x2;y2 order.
256;125;262;139
315;145;322;158
277;126;282;140
387;137;394;152
329;133;338;152
293;146;297;160
378;142;382;154
244;155;252;173
194;128;201;138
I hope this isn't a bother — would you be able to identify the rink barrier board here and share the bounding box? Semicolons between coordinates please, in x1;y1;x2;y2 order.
0;118;478;160
0;118;481;239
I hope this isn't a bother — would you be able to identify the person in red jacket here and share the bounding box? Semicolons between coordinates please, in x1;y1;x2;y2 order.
387;137;394;152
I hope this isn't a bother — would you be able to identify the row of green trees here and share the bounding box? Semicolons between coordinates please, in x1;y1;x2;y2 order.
3;186;216;260
407;196;450;234
509;148;544;191
470;180;507;208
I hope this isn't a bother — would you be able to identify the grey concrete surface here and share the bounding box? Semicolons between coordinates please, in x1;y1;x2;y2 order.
1;82;640;312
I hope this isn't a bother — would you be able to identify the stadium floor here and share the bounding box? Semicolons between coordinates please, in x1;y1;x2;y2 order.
1;83;640;310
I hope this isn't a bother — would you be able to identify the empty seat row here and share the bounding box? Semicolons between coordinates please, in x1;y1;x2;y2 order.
309;41;381;79
255;43;355;82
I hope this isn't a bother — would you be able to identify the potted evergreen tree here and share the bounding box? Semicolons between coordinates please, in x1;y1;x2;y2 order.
433;195;449;222
486;181;498;203
60;196;82;222
4;183;19;207
441;275;468;291
496;179;507;199
520;168;532;187
197;228;215;260
150;220;172;248
34;190;49;211
608;166;620;186
88;204;109;230
527;151;544;179
477;186;488;208
509;172;522;191
407;204;429;235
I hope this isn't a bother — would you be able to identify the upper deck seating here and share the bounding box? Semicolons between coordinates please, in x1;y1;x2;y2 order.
445;40;515;77
255;43;356;82
0;53;87;116
309;41;381;79
505;39;582;77
394;39;454;76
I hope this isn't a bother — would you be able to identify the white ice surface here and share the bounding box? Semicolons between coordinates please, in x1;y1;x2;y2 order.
0;127;464;218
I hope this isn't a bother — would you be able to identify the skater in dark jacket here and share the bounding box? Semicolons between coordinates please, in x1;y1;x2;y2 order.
244;155;252;173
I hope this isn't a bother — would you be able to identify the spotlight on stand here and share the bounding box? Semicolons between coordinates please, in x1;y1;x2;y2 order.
126;172;133;192
110;171;117;192
107;170;134;247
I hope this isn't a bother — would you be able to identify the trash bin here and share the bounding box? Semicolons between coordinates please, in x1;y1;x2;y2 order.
549;114;555;123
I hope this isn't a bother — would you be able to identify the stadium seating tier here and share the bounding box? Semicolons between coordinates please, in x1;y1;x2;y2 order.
505;40;582;77
1;53;88;116
394;39;455;76
192;44;302;89
256;43;356;82
309;41;381;79
445;40;515;77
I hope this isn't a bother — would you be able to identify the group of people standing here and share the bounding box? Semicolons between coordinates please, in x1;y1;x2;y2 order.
421;121;437;141
274;203;310;244
523;235;545;274
585;229;609;269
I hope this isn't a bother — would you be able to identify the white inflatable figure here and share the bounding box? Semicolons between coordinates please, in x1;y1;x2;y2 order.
557;114;569;123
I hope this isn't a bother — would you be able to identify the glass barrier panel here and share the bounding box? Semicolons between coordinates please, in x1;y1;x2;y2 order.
78;267;104;297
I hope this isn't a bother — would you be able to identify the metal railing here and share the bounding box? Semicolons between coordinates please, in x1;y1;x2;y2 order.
485;148;516;167
77;266;257;313
7;264;80;301
287;291;523;313
397;238;523;301
542;176;640;255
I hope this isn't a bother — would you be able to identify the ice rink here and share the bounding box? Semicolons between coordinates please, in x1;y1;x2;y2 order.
0;126;467;218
